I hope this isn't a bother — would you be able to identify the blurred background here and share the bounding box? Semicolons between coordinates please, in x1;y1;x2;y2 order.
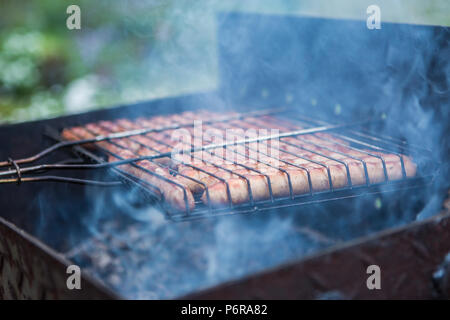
0;0;448;124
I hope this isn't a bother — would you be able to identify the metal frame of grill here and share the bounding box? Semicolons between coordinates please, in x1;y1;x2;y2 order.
45;109;438;221
0;11;447;300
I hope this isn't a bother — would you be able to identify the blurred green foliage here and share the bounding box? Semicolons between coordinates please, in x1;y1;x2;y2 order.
0;0;218;123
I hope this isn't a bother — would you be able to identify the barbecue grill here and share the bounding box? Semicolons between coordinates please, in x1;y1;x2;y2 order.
0;13;449;299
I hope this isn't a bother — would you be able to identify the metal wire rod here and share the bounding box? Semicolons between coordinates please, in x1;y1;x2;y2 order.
0;175;122;186
0;120;370;182
166;120;373;160
0;108;286;168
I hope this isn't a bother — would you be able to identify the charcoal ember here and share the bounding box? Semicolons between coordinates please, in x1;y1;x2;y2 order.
107;274;122;287
67;213;329;299
95;252;112;269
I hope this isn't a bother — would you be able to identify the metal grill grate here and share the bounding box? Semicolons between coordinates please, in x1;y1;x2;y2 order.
57;109;436;221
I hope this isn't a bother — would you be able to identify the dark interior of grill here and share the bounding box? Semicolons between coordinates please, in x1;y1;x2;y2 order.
0;13;448;299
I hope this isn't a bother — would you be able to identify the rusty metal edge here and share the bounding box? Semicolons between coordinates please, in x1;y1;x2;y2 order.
181;207;450;300
0;216;122;300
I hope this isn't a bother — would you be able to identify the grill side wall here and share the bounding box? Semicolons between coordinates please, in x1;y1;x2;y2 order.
0;217;117;299
183;209;450;300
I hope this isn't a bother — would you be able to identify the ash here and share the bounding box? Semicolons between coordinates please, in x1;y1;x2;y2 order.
66;208;331;299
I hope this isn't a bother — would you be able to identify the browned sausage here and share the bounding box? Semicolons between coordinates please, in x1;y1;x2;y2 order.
62;126;195;212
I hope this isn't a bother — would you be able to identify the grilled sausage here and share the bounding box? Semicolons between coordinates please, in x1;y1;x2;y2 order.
62;126;195;212
62;111;417;211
